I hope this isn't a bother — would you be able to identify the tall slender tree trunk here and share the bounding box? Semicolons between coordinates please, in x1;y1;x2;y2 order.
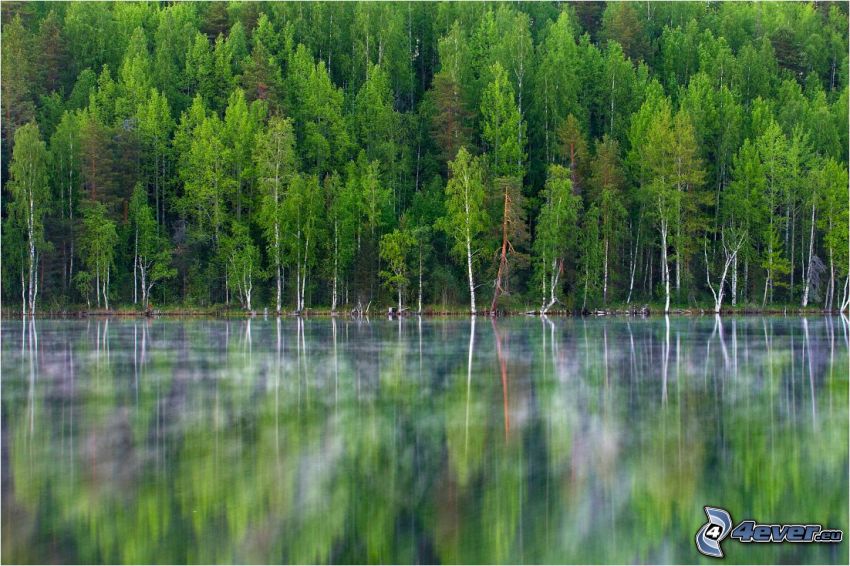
491;186;511;314
27;191;38;314
603;237;609;305
627;221;640;305
21;269;27;316
465;231;476;314
133;226;139;305
801;201;815;307
332;223;339;312
731;254;738;306
418;246;423;314
661;220;670;313
274;221;281;313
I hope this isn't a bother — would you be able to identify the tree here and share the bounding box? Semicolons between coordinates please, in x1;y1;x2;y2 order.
256;116;298;313
224;88;264;220
79;200;118;309
6;123;50;314
180;113;232;244
639;98;677;313
284;174;323;312
481;62;526;311
137;88;173;225
579;205;603;311
116;27;153;120
816;158;849;311
534;165;580;313
481;62;525;178
704;230;745;314
755;121;791;305
802;157;845;308
600;2;650;62
489;175;528;313
380;226;417;312
221;221;260;311
590;135;627;304
130;184;175;309
725;139;766;305
287;44;349;175
2;17;36;158
557;114;588;194
429;22;474;166
670;109;707;298
532;12;581;168
326;172;359;312
437;147;488;314
50;111;83;295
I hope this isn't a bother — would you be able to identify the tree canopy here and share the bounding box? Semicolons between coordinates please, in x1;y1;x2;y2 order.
2;1;848;313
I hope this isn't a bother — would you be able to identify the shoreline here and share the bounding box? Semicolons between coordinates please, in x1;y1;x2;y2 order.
2;306;845;319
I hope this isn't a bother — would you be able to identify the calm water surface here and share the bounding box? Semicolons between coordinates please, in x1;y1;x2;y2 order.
2;316;847;564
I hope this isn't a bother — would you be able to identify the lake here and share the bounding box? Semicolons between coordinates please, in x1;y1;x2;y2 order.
2;316;847;564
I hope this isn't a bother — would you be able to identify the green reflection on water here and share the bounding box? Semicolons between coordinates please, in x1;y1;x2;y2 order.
2;316;847;564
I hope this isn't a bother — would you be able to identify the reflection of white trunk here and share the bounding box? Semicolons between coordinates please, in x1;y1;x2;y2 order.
662;315;670;404
464;316;475;453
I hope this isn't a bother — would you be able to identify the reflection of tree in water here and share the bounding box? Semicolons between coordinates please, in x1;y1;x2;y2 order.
1;317;847;564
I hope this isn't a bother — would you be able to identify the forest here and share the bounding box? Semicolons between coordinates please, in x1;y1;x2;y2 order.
2;1;848;315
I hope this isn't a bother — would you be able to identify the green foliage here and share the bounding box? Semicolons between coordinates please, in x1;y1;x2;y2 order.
379;227;417;309
533;165;580;309
6;122;51;312
220;221;260;310
1;2;847;310
79;200;118;308
481;62;525;178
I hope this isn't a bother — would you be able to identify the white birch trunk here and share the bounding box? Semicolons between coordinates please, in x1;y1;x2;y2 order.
465;229;476;314
801;201;815;307
661;220;670;313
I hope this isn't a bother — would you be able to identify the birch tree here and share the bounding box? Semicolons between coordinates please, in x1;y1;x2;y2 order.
640;99;678;313
437;147;488;314
705;230;745;313
79;201;117;310
221;221;260;311
590;135;626;304
380;226;416;313
256;116;297;313
533;165;579;313
6;123;50;315
816;158;849;310
130;184;175;310
284;174;323;312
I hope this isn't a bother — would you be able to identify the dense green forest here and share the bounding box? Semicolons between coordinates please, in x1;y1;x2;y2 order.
2;1;848;315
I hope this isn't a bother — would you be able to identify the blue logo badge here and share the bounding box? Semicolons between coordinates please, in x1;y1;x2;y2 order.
695;506;733;558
